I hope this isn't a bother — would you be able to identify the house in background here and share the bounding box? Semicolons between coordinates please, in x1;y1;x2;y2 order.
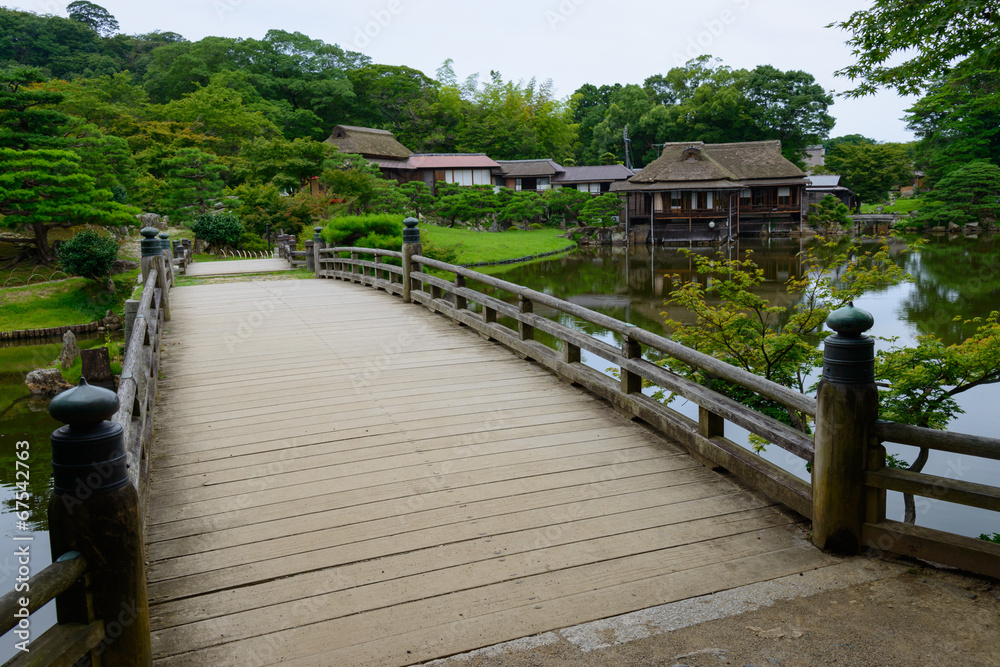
494;159;563;191
495;160;634;194
612;140;809;244
806;174;858;211
802;144;826;173
402;154;501;193
553;164;634;194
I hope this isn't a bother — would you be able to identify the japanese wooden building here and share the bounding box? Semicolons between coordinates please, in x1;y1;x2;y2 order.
612;141;809;244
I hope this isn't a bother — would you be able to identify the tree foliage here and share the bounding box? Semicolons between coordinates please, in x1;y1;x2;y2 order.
831;0;1000;96
916;160;1000;227
162;148;226;223
66;1;119;38
0;148;137;263
191;211;243;249
808;195;851;231
824;142;913;204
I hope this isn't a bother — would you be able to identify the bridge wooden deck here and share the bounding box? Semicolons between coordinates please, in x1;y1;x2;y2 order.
147;278;837;666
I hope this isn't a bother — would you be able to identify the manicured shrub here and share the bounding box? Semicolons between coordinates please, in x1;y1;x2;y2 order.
192;211;243;249
240;232;269;253
58;230;120;285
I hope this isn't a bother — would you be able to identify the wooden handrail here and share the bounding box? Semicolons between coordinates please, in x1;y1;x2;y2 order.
0;553;87;637
318;230;1000;576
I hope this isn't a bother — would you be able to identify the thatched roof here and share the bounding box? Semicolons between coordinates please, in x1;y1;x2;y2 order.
622;141;805;190
496;159;563;178
324;125;412;161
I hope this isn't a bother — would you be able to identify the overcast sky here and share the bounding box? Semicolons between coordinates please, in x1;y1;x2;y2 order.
20;0;916;142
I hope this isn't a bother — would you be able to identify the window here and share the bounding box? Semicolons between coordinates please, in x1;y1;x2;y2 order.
671;191;682;209
778;186;791;205
740;189;751;206
538;177;551;191
578;183;601;194
446;169;492;186
696;192;708;209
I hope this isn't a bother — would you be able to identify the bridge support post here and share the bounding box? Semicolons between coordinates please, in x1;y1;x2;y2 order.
812;303;878;554
47;380;153;667
402;217;421;304
313;226;325;278
305;239;315;273
159;233;174;288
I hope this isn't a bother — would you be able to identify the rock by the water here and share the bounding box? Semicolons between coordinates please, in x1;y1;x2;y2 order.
947;222;961;231
112;259;140;275
59;330;79;370
25;369;72;396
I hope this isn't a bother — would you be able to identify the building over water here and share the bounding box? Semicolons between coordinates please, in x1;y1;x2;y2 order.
612;141;809;244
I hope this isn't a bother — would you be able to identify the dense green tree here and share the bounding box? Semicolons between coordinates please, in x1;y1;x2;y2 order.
824;141;914;204
0;8;118;79
0;148;137;263
905;64;1000;182
808;194;851;231
155;71;281;159
0;66;71;150
140;36;240;103
543;187;590;227
66;1;119;38
579;193;623;227
569;83;622;165
917;160;1000;227
496;189;546;227
832;0;1000;96
192;211;243;249
162;147;226;223
235;136;333;192
347;64;437;132
398;181;434;219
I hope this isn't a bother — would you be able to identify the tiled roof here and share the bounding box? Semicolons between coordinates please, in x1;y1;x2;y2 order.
407;154;501;169
553;164;634;183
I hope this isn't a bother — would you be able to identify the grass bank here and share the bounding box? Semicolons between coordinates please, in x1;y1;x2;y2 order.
860;197;931;215
420;226;574;266
0;272;138;332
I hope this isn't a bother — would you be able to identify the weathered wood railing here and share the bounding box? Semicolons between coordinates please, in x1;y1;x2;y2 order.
315;219;1000;578
0;228;169;666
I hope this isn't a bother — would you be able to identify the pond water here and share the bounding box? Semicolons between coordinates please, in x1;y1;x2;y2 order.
475;235;1000;541
0;333;110;660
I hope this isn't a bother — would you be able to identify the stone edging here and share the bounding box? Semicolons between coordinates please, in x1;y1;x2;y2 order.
0;316;115;341
459;244;576;269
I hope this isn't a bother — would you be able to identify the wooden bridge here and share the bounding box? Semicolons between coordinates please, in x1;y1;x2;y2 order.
4;225;999;667
144;279;833;665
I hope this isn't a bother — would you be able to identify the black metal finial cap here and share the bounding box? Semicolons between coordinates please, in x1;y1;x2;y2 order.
50;379;128;495
158;232;169;239
403;217;420;243
827;302;874;338
49;378;119;429
140;227;160;239
314;226;324;233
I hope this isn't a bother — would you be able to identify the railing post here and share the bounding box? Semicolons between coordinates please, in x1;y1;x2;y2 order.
305;239;315;273
140;228;169;322
562;340;581;364
158;233;174;288
47;380;152;666
454;275;467;310
699;406;725;439
402;217;421;304
812;303;878;554
123;299;140;357
518;295;534;341
313;226;324;278
621;325;642;394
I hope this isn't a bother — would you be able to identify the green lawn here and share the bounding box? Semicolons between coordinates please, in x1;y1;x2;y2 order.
0;271;138;332
420;226;575;265
860;197;929;215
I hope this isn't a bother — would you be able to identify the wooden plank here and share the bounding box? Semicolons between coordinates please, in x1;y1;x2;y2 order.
0;554;87;636
862;520;1000;579
874;420;1000;461
0;621;104;667
866;469;1000;512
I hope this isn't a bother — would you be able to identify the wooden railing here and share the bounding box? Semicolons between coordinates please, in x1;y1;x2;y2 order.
1;236;169;666
315;222;1000;578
